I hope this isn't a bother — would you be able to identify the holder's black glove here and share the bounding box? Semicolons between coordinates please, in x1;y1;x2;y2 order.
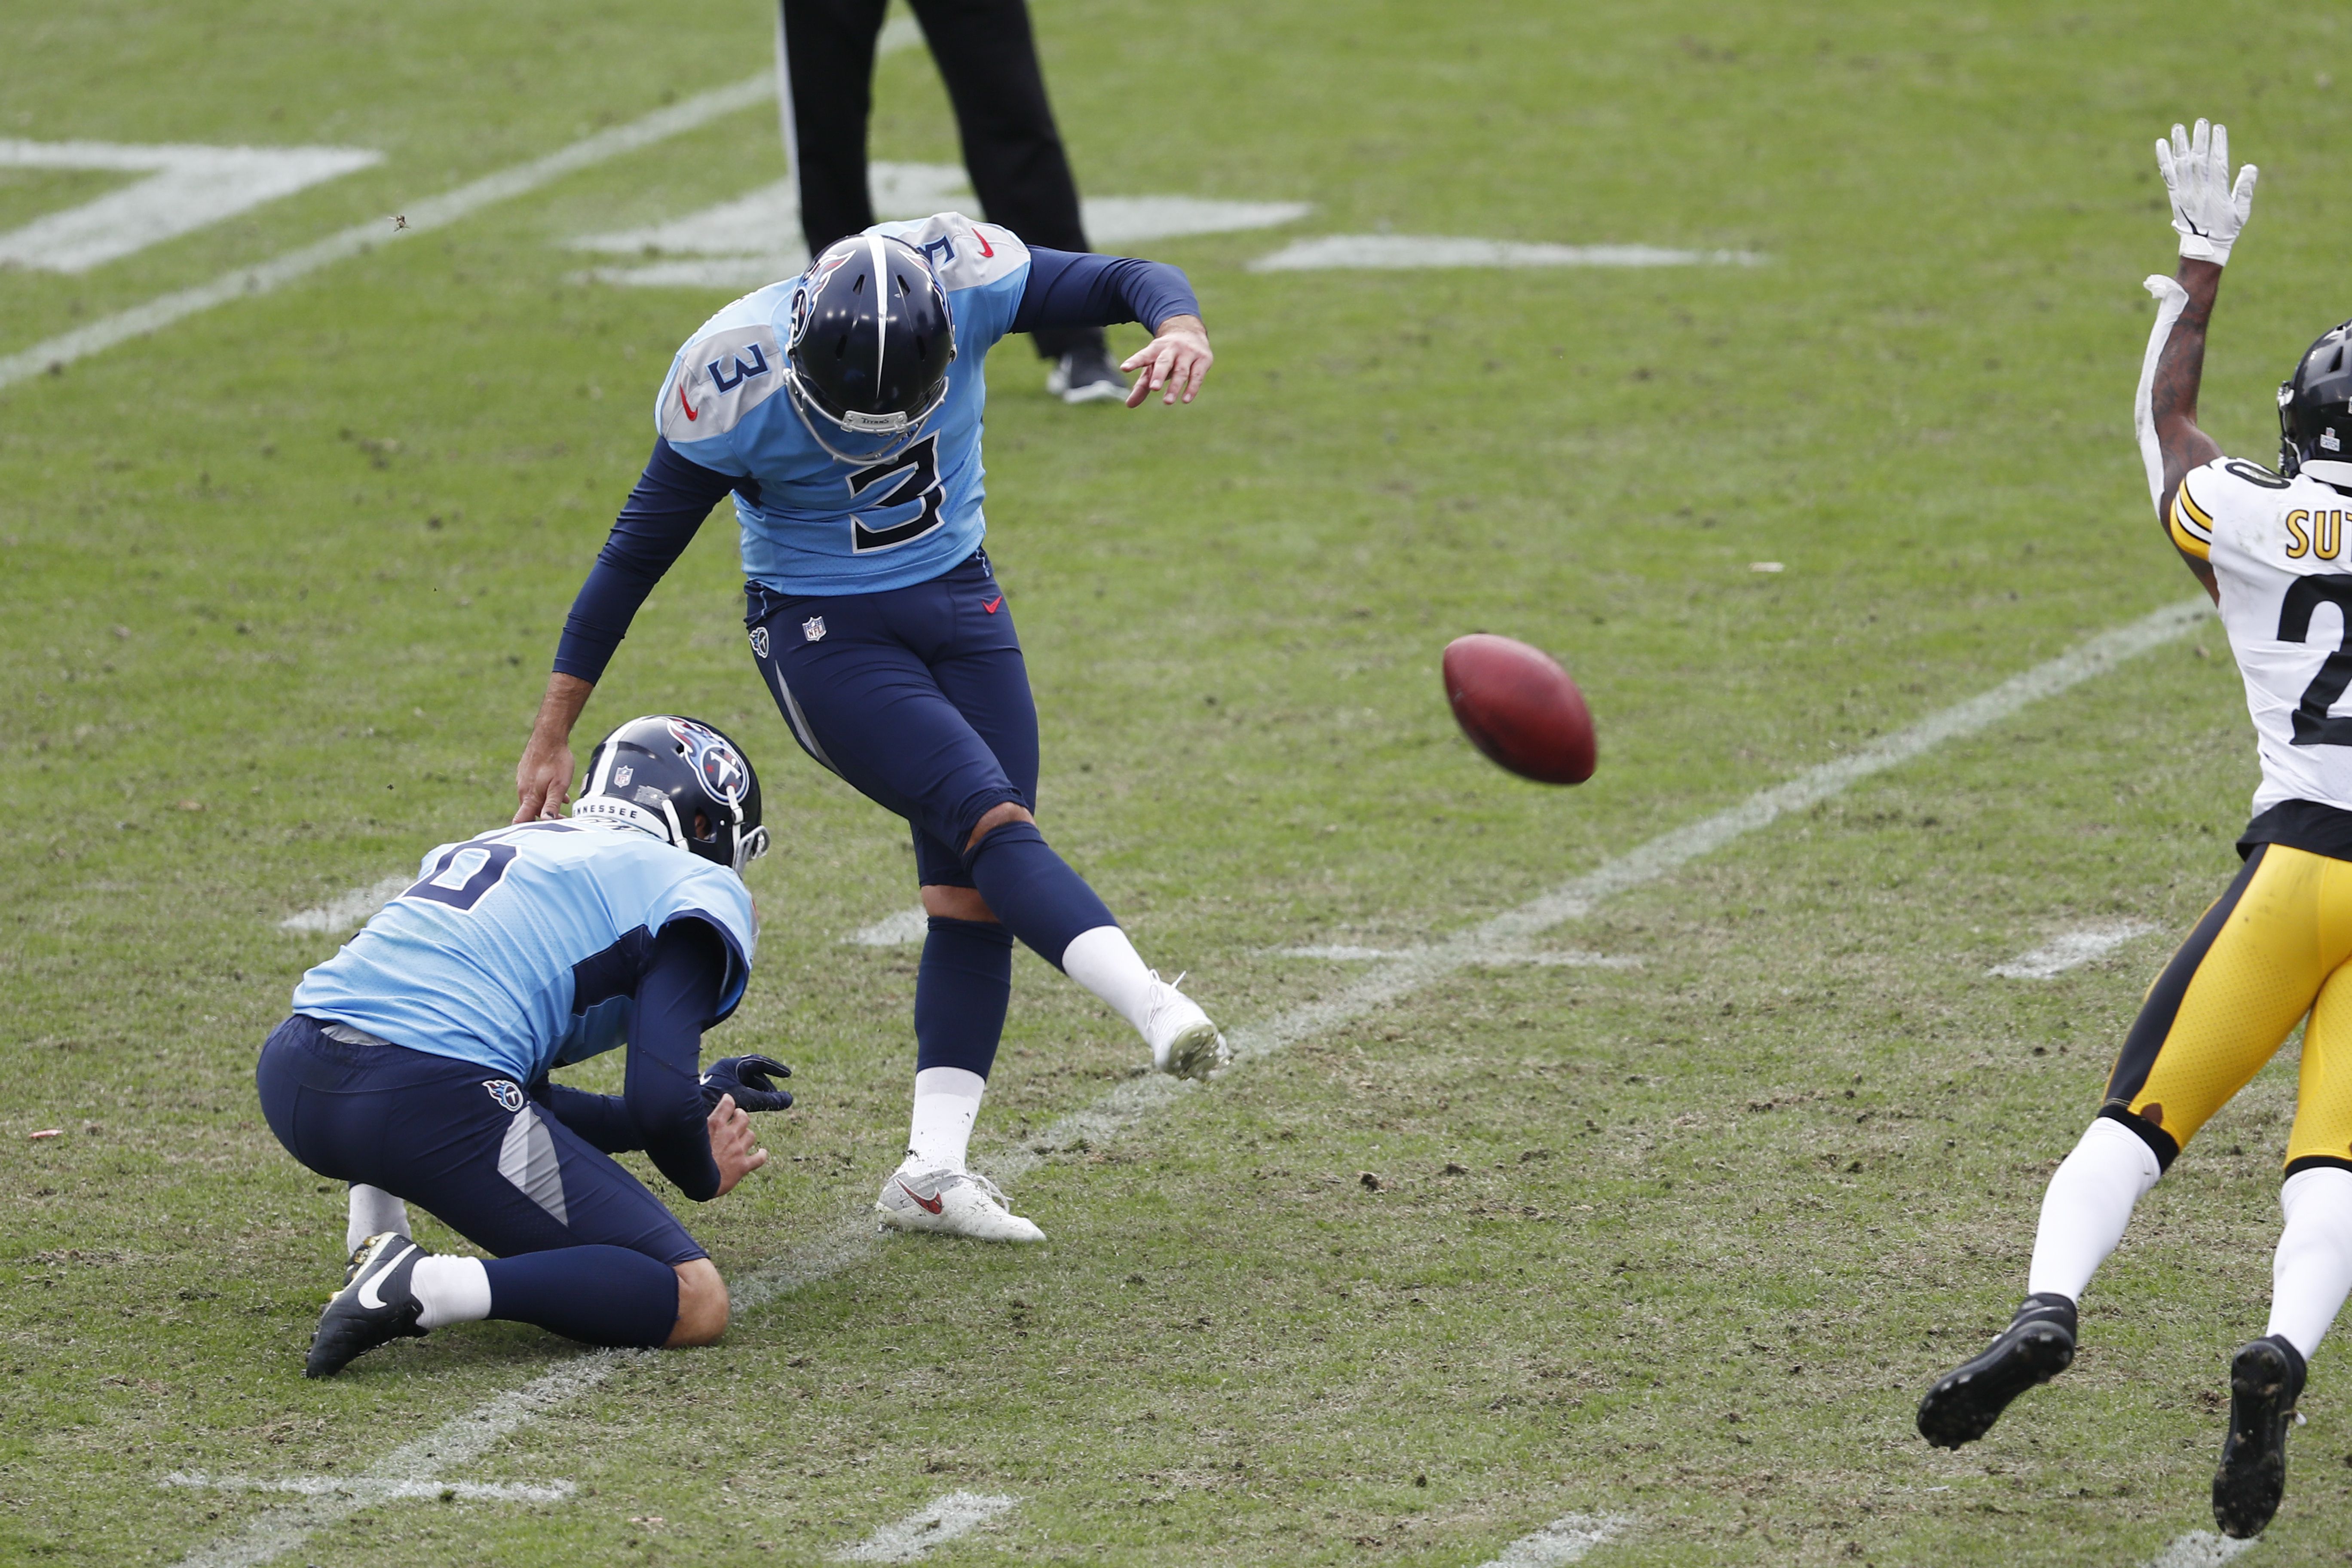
700;1054;794;1113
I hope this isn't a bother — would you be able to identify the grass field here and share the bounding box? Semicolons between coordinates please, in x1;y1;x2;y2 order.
8;0;2352;1562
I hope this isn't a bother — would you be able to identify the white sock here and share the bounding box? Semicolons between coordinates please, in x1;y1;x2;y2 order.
1060;924;1157;1035
906;1066;988;1171
2026;1117;2163;1301
2266;1166;2352;1360
409;1254;490;1329
346;1183;412;1254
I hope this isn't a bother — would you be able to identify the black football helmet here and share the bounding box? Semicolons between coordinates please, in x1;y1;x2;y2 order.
573;715;769;874
783;233;956;453
2279;318;2352;487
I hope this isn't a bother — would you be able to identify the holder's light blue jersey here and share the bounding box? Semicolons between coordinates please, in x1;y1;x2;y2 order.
291;821;757;1084
653;212;1031;597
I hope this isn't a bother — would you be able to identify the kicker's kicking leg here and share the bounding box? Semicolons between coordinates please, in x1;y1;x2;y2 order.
959;803;1228;1079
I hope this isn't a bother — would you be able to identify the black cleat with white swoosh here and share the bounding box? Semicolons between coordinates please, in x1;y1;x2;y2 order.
305;1231;429;1378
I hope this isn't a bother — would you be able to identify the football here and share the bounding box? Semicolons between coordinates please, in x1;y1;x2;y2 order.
1442;634;1597;785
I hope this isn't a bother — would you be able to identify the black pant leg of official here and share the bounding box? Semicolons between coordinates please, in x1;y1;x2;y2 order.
906;0;1104;361
778;0;892;255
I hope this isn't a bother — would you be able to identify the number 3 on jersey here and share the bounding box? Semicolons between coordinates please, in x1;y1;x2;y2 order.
2279;575;2352;747
848;436;945;553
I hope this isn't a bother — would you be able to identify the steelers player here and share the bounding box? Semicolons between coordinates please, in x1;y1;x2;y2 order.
1917;119;2352;1539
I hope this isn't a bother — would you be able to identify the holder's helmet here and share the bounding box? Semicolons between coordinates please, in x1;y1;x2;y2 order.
783;233;956;448
2280;319;2352;488
573;715;768;874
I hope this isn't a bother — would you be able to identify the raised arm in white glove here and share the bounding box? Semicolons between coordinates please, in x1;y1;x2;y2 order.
2155;118;2257;266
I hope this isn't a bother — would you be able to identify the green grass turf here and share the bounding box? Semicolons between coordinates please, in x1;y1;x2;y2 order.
6;0;2352;1560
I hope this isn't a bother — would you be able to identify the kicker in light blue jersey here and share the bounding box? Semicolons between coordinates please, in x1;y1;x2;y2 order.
652;212;1030;597
291;821;758;1085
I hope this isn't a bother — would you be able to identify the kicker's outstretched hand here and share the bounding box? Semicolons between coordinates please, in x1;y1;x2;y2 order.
1122;314;1213;407
2156;118;2257;266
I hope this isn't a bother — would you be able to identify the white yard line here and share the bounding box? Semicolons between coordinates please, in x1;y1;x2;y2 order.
1988;919;2159;979
0;74;775;392
164;1472;574;1504
277;874;412;935
2146;1530;2257;1567
185;597;2208;1567
0;142;383;274
1249;235;1765;272
829;1491;1020;1563
1475;1512;1630;1567
1274;943;1639;968
845;907;930;946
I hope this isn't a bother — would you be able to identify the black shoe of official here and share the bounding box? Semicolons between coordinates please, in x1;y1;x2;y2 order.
2213;1333;2307;1539
1916;1292;2078;1449
1045;343;1127;404
305;1231;429;1378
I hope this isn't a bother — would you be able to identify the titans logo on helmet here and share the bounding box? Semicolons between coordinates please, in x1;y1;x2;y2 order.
666;717;750;805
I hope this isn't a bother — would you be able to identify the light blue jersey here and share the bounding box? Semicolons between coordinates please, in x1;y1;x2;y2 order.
652;213;1032;597
291;821;758;1085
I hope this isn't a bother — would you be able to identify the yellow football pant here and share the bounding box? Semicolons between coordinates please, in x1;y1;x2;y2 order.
2105;842;2352;1170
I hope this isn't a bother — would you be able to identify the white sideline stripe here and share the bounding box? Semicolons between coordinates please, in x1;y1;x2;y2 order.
2146;1530;2257;1567
277;874;411;935
163;1471;574;1504
1477;1512;1631;1567
1988;919;2160;980
0;142;383;274
1248;234;1765;272
1274;943;1640;968
165;1354;626;1568
830;1491;1020;1563
846;907;930;946
0;73;775;392
190;597;2208;1568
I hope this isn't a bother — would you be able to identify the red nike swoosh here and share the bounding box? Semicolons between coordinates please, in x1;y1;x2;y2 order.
983;596;1002;614
898;1180;944;1215
973;226;995;258
678;384;698;421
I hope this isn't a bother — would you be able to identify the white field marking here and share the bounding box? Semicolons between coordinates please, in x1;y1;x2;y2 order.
1248;234;1766;272
163;1472;573;1504
1477;1512;1631;1567
0;73;776;392
846;906;931;946
1273;943;1640;968
276;873;411;936
830;1491;1020;1563
0;142;383;273
165;1352;628;1568
2146;1531;2258;1568
569;163;1311;289
196;597;2209;1567
1988;919;2161;980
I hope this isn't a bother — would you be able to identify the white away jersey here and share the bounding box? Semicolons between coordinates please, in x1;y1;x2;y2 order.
2172;456;2352;817
291;820;758;1084
652;212;1031;597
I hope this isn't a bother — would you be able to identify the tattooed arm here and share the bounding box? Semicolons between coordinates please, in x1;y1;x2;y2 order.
2150;258;2224;600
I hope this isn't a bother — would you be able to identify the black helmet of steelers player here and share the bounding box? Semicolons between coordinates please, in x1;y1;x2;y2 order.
573;715;769;874
783;233;956;449
2279;318;2352;488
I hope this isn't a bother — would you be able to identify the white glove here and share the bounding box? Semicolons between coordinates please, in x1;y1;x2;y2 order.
2155;118;2257;265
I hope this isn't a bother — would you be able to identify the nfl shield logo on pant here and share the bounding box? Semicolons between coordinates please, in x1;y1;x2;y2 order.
802;616;827;643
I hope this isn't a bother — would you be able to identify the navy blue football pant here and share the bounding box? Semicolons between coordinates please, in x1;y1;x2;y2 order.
747;551;1116;1080
257;1016;700;1345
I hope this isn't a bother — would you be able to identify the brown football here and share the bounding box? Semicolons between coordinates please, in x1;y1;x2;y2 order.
1442;633;1596;785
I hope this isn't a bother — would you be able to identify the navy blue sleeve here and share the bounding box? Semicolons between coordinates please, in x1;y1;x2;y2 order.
625;919;730;1202
550;439;744;685
530;1079;638;1154
1009;248;1200;337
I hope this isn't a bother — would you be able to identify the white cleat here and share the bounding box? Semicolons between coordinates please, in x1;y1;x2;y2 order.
1145;970;1228;1080
875;1162;1046;1243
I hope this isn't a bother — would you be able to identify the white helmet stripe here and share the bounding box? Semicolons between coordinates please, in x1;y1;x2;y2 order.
868;232;889;404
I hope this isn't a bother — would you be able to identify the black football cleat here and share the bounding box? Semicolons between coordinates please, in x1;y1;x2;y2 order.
1916;1292;2077;1449
2212;1334;2307;1539
305;1231;429;1378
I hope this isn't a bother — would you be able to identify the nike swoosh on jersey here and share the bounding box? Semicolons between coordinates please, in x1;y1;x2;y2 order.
898;1180;945;1215
678;383;699;421
356;1239;414;1310
973;226;995;258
